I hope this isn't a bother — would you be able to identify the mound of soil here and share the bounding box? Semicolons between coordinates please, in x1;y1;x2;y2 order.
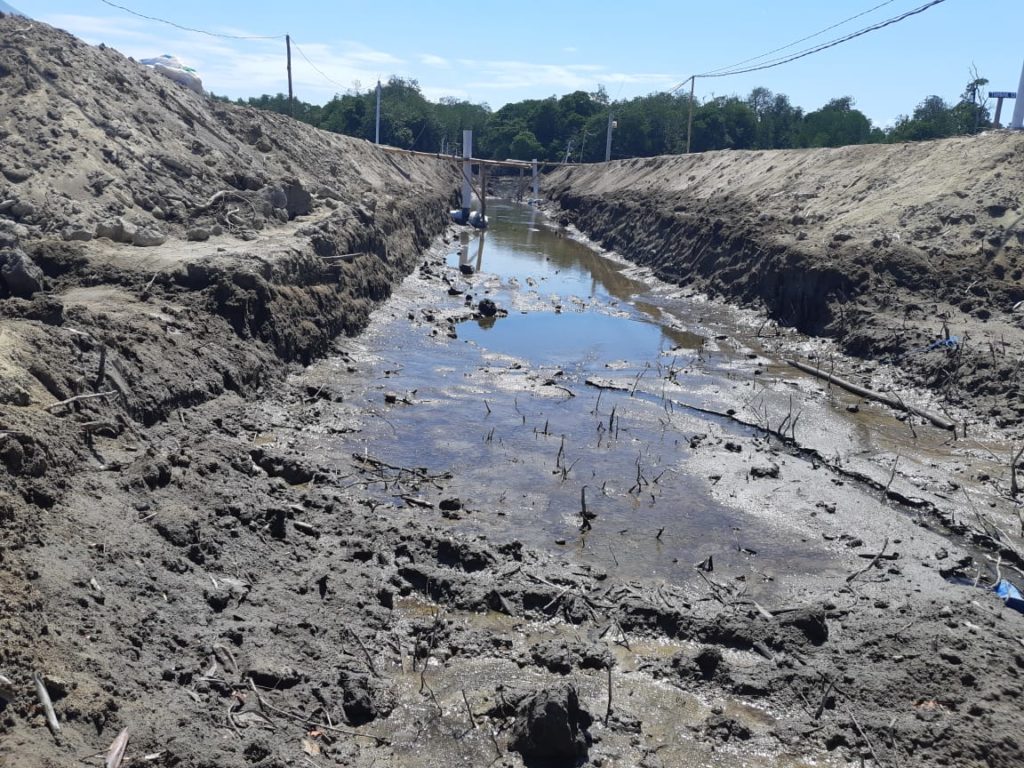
546;135;1024;429
0;16;458;766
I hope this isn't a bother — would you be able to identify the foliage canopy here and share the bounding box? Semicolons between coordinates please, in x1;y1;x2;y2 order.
219;72;992;163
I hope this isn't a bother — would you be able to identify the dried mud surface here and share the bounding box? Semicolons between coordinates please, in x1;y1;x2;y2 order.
1;14;1024;768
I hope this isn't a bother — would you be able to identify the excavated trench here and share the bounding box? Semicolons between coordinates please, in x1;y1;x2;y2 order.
282;199;1015;595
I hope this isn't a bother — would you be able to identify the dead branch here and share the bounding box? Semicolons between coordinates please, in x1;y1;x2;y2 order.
33;672;60;740
786;359;955;431
45;390;117;412
847;538;890;584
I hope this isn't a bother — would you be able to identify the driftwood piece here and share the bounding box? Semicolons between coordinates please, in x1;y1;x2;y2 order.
105;727;130;768
33;672;60;739
0;672;15;703
786;359;956;431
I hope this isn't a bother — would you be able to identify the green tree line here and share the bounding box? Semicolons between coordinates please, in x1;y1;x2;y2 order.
216;73;993;163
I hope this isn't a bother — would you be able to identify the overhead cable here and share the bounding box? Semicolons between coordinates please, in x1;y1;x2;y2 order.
290;40;349;91
699;0;897;77
98;0;285;40
700;0;947;78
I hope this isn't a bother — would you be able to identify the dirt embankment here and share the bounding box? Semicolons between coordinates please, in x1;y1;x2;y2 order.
0;16;460;766
545;136;1024;430
0;13;458;481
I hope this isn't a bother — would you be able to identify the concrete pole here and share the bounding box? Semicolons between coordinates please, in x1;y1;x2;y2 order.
605;112;614;162
686;76;696;153
531;159;539;199
375;80;382;144
1011;59;1024;130
994;97;1005;128
461;130;473;216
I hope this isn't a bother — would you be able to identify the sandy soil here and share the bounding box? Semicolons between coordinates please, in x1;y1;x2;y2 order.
2;14;1024;768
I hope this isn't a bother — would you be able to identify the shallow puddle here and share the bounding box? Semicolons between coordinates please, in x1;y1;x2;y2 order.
290;200;1015;600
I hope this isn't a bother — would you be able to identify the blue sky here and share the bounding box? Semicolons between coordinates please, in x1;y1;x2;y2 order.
15;0;1024;128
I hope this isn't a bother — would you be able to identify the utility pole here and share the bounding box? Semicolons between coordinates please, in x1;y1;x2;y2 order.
375;80;382;144
605;112;614;162
285;35;293;117
686;76;696;153
461;129;473;220
1012;59;1024;130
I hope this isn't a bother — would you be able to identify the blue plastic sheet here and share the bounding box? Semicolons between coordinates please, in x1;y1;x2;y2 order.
994;579;1024;614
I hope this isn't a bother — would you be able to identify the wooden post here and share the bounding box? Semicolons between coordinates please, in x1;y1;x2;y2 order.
686;76;695;154
532;159;538;200
286;35;293;117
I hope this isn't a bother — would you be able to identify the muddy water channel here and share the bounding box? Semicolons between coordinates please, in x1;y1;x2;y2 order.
287;201;1012;604
252;201;1024;768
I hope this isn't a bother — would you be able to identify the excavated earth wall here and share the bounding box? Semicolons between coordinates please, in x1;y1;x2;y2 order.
545;135;1024;428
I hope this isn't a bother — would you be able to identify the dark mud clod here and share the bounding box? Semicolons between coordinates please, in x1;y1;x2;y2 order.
508;684;592;764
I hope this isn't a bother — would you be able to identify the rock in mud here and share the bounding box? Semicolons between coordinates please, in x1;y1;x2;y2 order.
95;217;128;243
478;298;497;317
132;226;166;247
283;179;313;218
61;225;93;242
0;248;44;297
508;683;592;763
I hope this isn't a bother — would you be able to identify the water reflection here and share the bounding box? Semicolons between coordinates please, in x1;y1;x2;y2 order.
453;201;706;362
457;229;488;275
454;201;649;303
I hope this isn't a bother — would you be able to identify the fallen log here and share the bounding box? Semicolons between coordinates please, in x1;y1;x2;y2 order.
786;359;956;432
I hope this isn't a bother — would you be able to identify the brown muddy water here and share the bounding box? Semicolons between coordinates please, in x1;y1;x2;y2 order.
284;200;1015;601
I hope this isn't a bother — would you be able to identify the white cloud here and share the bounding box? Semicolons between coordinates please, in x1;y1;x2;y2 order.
458;58;671;94
418;53;449;68
36;13;674;107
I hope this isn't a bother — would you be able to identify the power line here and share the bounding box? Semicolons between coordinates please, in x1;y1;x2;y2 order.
98;0;285;40
290;40;349;92
701;0;947;79
699;0;897;77
667;0;946;93
98;2;350;95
